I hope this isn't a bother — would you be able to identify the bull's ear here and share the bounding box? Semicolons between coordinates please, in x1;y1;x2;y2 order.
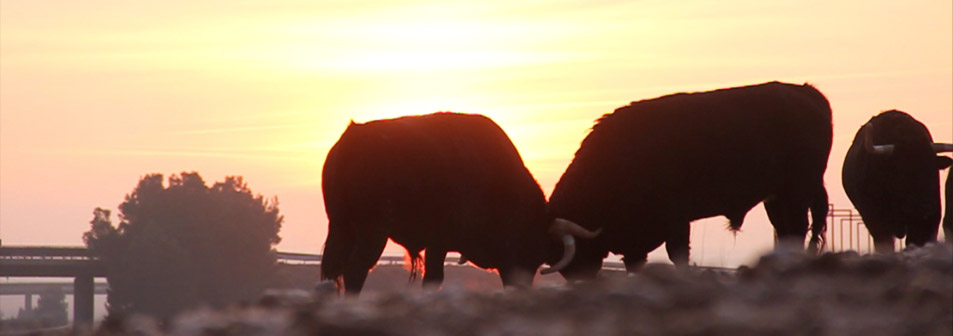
937;156;953;170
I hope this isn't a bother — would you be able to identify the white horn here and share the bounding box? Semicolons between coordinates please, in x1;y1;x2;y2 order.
551;218;602;238
539;218;602;275
863;123;894;155
933;143;953;153
540;235;575;275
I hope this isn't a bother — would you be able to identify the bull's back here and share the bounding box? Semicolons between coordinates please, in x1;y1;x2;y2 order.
323;113;544;244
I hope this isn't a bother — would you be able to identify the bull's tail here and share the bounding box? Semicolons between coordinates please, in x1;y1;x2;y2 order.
321;221;351;288
807;185;829;255
405;250;424;283
944;174;952;243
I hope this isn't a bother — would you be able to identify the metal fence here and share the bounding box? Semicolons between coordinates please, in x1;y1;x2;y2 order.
824;204;879;254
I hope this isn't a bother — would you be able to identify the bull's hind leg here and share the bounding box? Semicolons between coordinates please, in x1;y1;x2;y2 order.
764;194;810;250
422;249;447;290
944;216;952;244
342;231;389;296
321;221;352;283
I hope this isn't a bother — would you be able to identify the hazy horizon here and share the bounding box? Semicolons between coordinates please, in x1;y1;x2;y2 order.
2;1;951;270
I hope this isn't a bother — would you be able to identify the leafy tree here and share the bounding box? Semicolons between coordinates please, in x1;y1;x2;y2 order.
33;288;69;326
83;172;282;319
7;288;68;329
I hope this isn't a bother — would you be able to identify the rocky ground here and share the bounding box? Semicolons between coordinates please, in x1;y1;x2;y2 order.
87;243;951;336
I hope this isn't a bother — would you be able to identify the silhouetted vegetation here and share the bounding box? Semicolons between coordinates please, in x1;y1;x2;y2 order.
83;172;283;320
0;287;69;331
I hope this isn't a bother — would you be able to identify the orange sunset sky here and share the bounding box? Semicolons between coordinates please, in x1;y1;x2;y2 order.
1;0;951;267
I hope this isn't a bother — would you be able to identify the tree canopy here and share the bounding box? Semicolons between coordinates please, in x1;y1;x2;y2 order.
83;172;282;319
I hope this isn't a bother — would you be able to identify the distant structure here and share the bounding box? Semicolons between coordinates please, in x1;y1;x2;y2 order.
0;247;347;330
0;246;102;332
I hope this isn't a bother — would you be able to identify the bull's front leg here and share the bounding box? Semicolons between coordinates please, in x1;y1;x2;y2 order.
422;249;447;290
499;266;535;289
622;253;647;274
665;221;690;267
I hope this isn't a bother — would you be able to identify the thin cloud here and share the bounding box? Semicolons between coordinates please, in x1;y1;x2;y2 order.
86;145;327;162
169;122;327;135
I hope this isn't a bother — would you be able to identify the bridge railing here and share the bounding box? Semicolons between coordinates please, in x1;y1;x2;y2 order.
0;248;445;266
5;247;737;274
0;246;93;260
0;282;110;295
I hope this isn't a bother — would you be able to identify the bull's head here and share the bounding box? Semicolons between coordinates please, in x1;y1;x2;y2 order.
862;118;953;245
540;218;601;274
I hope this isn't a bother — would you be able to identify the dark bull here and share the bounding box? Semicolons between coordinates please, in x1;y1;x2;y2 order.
842;110;953;252
320;112;598;295
548;82;833;279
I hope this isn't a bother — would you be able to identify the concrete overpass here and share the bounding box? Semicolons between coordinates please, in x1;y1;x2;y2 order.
0;281;109;319
0;245;430;329
1;244;654;333
0;246;102;331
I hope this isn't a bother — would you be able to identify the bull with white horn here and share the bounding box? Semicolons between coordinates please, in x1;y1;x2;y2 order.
549;82;833;280
321;112;599;295
843;110;953;252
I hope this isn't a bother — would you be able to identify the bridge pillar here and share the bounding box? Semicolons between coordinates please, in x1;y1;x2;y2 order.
73;275;94;330
25;293;33;311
